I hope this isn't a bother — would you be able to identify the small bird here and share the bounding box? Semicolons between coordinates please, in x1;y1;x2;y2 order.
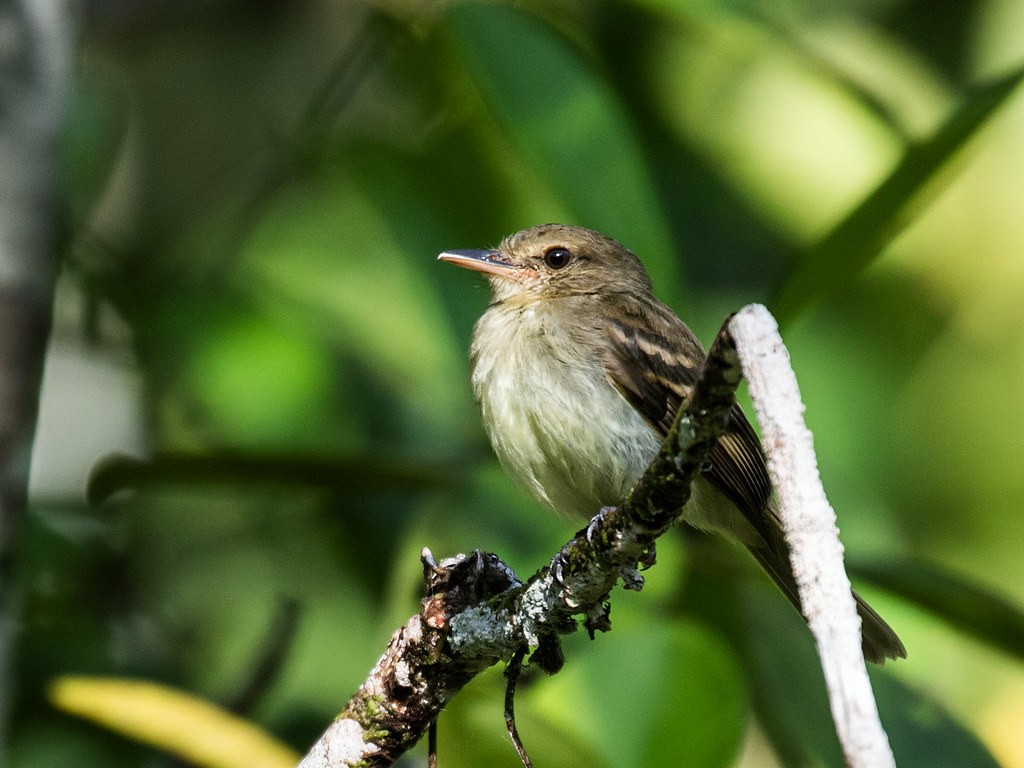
439;223;905;664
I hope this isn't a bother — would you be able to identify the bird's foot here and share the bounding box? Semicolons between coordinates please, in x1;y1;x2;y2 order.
584;506;616;546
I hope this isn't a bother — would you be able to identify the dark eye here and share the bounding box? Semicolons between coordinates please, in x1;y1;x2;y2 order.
543;247;573;270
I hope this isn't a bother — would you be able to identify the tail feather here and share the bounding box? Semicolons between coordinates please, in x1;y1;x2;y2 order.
748;537;906;664
853;588;907;664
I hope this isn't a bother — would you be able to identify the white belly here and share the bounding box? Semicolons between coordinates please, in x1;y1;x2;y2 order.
469;300;762;544
471;303;662;519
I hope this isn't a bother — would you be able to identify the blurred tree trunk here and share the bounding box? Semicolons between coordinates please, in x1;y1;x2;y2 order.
0;0;76;756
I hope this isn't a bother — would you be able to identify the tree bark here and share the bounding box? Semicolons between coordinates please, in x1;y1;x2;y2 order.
0;0;76;753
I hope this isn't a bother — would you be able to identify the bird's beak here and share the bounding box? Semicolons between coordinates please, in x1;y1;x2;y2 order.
437;249;521;278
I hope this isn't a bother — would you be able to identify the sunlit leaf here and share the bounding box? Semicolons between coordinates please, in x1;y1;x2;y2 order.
49;677;299;768
183;309;335;446
774;65;1024;321
242;172;473;440
872;672;1001;768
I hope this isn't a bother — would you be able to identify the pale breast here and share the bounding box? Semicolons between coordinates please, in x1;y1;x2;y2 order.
470;302;663;519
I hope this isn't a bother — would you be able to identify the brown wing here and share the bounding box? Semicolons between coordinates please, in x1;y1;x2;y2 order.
600;296;773;544
600;297;905;662
710;407;774;525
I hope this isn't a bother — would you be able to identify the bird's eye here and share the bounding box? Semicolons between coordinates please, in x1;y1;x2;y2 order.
543;247;573;270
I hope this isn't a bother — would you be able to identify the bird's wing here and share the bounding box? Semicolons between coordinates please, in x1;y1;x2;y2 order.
600;296;773;542
599;298;905;663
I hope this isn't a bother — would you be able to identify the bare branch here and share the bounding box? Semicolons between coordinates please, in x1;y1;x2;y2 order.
730;304;895;768
0;0;76;750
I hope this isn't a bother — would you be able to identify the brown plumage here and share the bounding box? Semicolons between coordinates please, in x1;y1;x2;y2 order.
440;223;906;664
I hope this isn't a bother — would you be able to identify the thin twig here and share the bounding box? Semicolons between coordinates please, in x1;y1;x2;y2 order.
425;549;439;768
504;646;532;768
427;720;437;768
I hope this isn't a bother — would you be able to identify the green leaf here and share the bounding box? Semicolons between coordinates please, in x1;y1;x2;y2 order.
439;669;609;768
448;3;682;302
533;617;747;768
720;576;1002;767
642;621;747;768
240;170;473;440
686;550;1006;767
852;556;1024;662
773;65;1024;321
872;671;1001;768
732;581;847;767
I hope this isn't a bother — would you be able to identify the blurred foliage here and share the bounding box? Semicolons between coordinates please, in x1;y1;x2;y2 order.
11;0;1024;766
49;676;299;768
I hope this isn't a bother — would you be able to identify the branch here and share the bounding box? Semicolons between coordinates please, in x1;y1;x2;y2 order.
730;305;895;768
0;0;76;750
298;551;525;768
297;312;743;768
297;305;894;768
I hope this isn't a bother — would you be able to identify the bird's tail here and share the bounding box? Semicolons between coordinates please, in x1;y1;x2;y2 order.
748;509;906;665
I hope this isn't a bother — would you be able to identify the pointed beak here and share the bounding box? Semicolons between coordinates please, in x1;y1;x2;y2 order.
437;249;521;278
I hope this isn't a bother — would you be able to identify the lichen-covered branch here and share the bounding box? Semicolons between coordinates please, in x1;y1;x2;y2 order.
296;313;743;768
298;552;524;768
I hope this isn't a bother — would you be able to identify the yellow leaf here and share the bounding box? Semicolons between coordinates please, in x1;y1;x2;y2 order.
49;676;300;768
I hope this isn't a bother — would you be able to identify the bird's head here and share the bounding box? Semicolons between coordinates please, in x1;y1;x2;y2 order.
438;224;653;305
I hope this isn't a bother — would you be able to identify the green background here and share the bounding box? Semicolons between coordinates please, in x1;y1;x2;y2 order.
13;0;1024;766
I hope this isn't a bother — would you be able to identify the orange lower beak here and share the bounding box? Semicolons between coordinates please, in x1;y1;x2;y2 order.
437;249;521;278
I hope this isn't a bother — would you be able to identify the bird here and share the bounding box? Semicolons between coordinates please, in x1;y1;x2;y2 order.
438;223;906;664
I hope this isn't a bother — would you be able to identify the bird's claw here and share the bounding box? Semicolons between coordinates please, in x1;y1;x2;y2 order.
585;506;616;545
